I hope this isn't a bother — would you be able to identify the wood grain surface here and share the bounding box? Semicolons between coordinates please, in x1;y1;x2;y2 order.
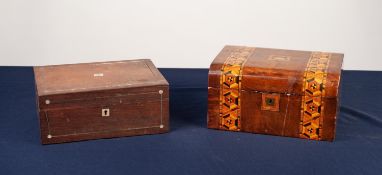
34;59;169;144
208;46;343;141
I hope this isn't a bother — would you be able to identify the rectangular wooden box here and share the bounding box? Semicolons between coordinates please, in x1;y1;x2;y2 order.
208;46;343;141
34;59;169;144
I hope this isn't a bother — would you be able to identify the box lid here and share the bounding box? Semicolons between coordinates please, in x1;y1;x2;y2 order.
209;46;343;98
34;59;168;96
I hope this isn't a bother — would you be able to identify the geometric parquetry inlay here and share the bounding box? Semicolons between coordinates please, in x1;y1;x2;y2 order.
219;47;254;131
300;52;331;140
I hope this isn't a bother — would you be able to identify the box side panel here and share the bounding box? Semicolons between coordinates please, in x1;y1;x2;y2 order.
324;53;344;98
320;96;339;141
208;87;220;129
208;69;221;129
39;111;49;143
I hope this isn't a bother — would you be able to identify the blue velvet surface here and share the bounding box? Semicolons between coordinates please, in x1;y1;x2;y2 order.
0;67;381;175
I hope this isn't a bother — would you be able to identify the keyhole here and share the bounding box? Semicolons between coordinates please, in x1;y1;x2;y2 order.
102;108;110;117
266;98;275;106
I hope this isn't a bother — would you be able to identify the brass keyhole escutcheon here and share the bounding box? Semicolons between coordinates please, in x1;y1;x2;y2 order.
102;108;110;117
265;98;275;106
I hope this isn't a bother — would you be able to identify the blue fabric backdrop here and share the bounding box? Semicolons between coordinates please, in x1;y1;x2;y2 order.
0;67;381;175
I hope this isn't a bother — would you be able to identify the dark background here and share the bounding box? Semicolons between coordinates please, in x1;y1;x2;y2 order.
0;67;381;175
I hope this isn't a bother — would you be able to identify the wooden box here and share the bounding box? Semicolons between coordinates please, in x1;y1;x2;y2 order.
208;46;343;141
34;59;169;144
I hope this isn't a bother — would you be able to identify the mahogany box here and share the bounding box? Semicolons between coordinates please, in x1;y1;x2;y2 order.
208;46;343;141
34;59;169;144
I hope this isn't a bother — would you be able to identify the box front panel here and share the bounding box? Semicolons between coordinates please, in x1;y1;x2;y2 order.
208;88;337;141
39;88;169;144
241;91;302;138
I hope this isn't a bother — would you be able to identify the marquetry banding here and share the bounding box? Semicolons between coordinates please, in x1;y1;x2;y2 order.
300;52;331;140
219;47;254;131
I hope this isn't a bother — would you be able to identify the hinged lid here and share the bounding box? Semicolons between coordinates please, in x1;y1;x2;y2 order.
209;46;343;98
34;59;168;97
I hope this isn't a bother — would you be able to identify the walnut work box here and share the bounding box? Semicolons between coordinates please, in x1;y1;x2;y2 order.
34;59;169;144
208;46;343;141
